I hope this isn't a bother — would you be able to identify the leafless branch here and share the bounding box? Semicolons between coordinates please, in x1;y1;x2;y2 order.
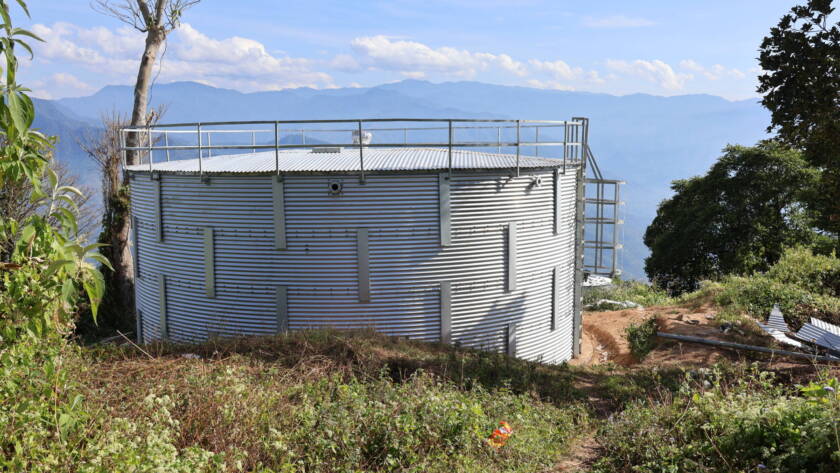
91;0;200;33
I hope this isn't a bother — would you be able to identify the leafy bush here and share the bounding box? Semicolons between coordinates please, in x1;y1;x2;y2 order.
713;248;840;328
584;279;673;309
593;369;840;473
624;318;658;361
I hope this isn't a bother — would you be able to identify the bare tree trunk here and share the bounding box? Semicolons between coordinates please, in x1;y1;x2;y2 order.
126;30;164;166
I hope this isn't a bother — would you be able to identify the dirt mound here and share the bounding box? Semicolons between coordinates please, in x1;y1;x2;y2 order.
571;304;805;368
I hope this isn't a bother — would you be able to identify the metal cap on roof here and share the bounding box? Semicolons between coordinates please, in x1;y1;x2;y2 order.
125;147;574;174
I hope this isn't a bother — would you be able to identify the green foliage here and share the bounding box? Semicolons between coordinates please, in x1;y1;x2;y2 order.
624;318;658;361
583;279;673;308
758;0;840;236
0;0;107;340
593;368;840;473
713;247;840;328
270;371;586;472
644;141;822;294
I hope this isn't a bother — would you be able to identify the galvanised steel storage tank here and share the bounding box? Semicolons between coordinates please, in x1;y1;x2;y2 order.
123;118;602;363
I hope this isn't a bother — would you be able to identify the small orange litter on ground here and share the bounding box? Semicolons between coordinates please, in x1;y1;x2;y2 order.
487;421;513;449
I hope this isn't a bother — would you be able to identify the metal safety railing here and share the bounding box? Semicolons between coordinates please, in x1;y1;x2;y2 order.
118;118;588;181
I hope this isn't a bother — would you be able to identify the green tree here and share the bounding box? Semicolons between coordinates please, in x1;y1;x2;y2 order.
758;0;840;239
644;141;822;294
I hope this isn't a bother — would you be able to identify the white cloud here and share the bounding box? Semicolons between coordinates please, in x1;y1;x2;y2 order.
345;35;528;79
528;59;582;80
605;59;691;91
679;59;745;80
583;15;655;28
29;22;335;94
525;79;575;91
30;72;95;99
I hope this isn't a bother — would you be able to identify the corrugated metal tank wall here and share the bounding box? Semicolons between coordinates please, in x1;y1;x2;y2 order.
130;168;579;363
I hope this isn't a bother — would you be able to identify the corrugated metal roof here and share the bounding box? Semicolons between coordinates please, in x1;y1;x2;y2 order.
125;147;572;174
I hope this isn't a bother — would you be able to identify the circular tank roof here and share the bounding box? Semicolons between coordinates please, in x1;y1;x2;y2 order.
125;147;574;175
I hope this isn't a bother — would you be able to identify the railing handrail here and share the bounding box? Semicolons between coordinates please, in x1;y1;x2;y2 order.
119;117;589;181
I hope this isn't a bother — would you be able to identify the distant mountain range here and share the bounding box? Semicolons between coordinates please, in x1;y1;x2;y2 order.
32;80;771;279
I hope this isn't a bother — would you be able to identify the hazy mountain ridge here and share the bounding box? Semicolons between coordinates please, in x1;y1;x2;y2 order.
33;80;771;279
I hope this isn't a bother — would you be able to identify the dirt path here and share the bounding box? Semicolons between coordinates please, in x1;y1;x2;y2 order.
550;433;601;472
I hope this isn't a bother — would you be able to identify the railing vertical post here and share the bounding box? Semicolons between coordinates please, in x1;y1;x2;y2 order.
563;121;569;174
535;126;540;157
300;129;305;146
197;123;203;179
164;132;171;162
403;127;407;145
515;119;521;177
447;120;453;178
497;126;501;154
120;129;127;168
358;120;365;184
207;132;212;158
147;126;153;172
252;131;256;154
274;121;280;176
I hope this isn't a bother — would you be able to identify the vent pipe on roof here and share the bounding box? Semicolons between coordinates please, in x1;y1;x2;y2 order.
352;130;373;145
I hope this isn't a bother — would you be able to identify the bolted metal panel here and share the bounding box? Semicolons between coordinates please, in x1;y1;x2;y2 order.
203;227;215;298
136;310;144;344
276;286;288;332
153;179;162;241
553;169;560;235
357;228;371;302
440;280;452;343
552;265;559;331
438;173;451;246
272;177;287;249
157;273;168;340
506;223;517;292
128;165;582;363
507;323;517;356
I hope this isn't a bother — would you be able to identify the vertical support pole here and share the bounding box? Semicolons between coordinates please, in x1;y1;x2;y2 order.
153;178;162;242
572;159;586;356
207;132;212;158
553;169;560;235
563;121;569;174
438;173;451;246
535;126;540;157
164;132;171;162
357;228;370;302
301;129;305;145
507;223;517;292
403;127;408;144
274;121;280;175
611;182;621;277
272;176;287;250
203;227;215;298
440;280;451;343
497;126;501;154
507;323;517;356
552;265;559;331
515;120;521;177
252;130;257;154
358;120;366;184
276;286;288;333
157;273;168;340
447;120;453;178
197;123;203;179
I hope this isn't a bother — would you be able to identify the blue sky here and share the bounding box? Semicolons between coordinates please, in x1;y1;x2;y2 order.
20;0;796;100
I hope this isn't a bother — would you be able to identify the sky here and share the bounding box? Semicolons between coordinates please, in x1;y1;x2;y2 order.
19;0;798;101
